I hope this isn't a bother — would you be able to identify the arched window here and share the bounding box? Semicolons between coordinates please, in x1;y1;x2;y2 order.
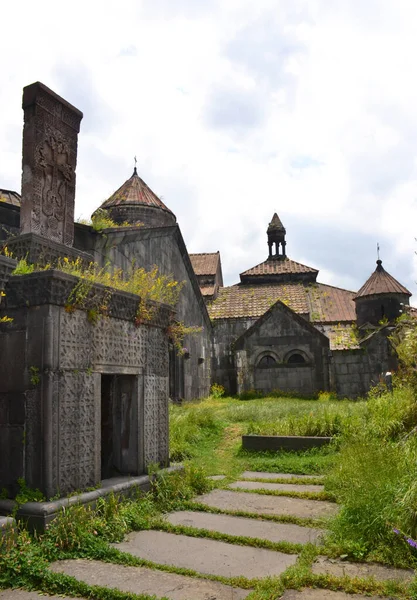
258;355;277;368
287;353;306;364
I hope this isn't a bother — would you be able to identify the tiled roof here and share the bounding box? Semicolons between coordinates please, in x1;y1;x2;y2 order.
241;258;318;277
200;285;216;297
100;168;174;215
316;323;360;350
267;212;285;232
355;260;411;299
189;252;220;276
0;188;21;207
208;282;356;323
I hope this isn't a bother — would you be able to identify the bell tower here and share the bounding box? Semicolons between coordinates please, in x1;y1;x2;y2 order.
267;213;286;260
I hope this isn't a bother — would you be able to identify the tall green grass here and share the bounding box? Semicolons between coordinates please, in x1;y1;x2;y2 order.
325;386;417;566
169;402;223;461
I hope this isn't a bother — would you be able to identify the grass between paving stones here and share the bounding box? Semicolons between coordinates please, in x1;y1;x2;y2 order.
183;500;327;529
224;485;335;501
155;520;304;554
241;476;325;485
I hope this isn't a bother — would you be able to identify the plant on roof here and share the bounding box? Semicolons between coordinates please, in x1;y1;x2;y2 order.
77;208;143;232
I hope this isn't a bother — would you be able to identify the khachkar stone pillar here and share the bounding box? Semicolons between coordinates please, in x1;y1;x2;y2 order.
20;82;83;246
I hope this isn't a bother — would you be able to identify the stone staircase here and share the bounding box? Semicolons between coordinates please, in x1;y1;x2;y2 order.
1;472;414;600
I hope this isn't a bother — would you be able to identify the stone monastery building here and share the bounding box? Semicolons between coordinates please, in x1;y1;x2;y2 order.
0;82;412;498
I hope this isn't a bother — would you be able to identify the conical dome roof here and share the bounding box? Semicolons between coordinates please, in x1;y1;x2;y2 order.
267;212;285;233
354;260;411;299
97;168;176;228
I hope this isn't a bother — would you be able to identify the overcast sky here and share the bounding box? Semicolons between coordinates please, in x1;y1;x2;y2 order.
1;0;417;295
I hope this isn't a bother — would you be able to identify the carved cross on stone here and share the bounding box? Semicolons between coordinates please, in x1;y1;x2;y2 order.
20;82;83;247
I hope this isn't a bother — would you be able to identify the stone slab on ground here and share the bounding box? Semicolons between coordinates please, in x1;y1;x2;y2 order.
196;489;338;520
113;529;297;578
50;559;250;600
229;481;325;493
167;510;324;544
281;590;386;599
0;592;74;599
241;471;324;481
312;556;414;582
208;475;226;481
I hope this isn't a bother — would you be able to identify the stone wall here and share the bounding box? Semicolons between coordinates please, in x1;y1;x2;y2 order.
74;224;212;400
234;303;330;396
331;350;370;398
212;318;256;394
0;270;171;498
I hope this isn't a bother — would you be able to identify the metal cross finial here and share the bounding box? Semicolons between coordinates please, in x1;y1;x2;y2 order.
377;242;380;261
134;155;137;167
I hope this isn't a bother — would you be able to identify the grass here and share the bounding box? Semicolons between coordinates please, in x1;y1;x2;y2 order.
4;388;417;599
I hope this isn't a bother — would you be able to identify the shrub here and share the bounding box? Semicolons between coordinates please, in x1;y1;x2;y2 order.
210;383;226;398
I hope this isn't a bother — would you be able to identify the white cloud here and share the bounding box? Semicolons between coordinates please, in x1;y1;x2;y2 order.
1;0;417;298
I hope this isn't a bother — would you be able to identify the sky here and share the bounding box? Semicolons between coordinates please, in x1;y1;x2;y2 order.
1;0;417;295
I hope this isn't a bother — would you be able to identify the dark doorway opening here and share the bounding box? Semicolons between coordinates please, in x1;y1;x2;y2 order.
101;374;139;479
169;345;184;404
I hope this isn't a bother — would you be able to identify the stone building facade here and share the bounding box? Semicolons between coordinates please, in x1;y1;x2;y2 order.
0;82;211;499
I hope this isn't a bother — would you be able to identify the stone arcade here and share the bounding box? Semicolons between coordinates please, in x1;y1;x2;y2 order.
0;82;412;499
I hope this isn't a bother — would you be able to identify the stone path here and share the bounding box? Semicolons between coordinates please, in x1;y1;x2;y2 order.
3;469;414;600
229;480;325;493
196;489;337;519
241;471;325;480
167;510;324;544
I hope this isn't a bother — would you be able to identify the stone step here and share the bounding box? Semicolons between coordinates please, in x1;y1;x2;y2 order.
229;481;325;493
112;529;297;579
241;471;325;481
0;592;74;600
167;510;324;544
50;558;250;600
312;556;414;582
281;590;387;599
196;489;338;520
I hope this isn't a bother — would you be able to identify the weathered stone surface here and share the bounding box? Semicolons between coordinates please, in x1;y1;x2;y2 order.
167;510;324;544
229;481;325;493
208;474;226;481
241;471;324;481
113;530;297;578
281;590;386;599
20;82;83;246
242;435;332;452
0;592;74;600
196;489;338;519
50;559;250;600
312;556;414;582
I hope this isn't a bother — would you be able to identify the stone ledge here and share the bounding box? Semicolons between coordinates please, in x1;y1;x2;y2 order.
0;466;182;532
0;254;17;290
242;435;333;452
6;232;93;266
5;269;172;327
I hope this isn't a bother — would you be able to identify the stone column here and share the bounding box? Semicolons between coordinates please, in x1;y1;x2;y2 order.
20;82;83;246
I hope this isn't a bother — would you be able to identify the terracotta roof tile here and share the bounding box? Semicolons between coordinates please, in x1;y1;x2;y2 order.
189;252;220;276
100;168;174;215
316;323;360;350
209;283;356;323
200;284;216;297
241;258;318;277
0;188;21;207
354;260;411;299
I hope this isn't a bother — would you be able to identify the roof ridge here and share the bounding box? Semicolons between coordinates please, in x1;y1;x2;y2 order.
315;282;356;294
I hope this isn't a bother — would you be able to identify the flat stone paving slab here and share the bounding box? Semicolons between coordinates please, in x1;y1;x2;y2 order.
167;510;324;544
312;556;414;582
0;592;74;599
50;558;250;600
281;590;386;599
230;481;325;493
241;471;324;481
113;530;297;578
196;489;338;520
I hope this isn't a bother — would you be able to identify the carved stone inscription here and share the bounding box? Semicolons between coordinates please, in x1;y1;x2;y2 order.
20;82;83;246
